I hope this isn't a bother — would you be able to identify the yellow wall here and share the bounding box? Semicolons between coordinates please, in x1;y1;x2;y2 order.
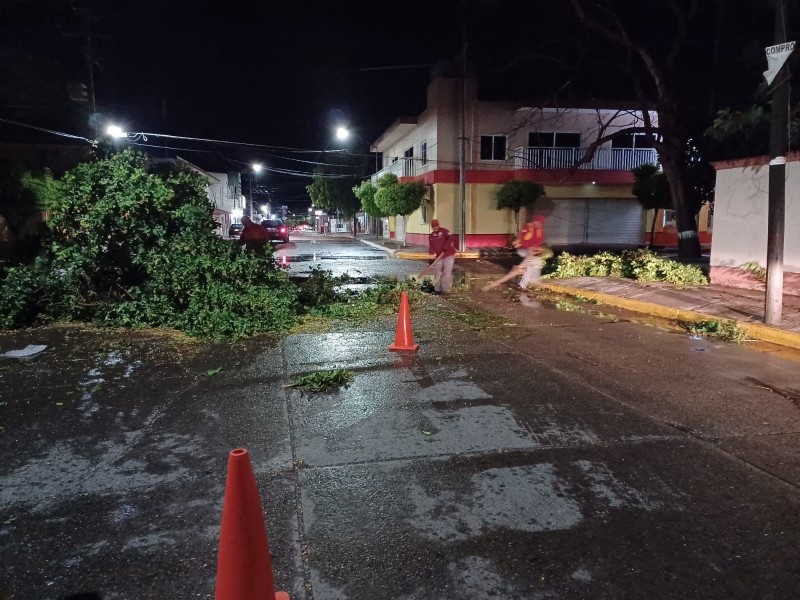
403;181;641;238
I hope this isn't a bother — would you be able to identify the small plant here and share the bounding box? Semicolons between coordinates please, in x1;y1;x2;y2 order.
288;369;355;392
679;319;747;344
740;261;767;282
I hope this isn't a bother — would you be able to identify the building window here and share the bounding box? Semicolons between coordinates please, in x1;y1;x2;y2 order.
663;209;676;227
612;132;658;149
404;146;414;158
480;135;506;160
421;141;428;165
529;132;580;148
391;156;398;163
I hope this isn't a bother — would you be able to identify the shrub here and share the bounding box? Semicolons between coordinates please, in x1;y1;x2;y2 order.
544;249;708;286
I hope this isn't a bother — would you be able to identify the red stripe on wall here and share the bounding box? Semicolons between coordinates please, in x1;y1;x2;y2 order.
649;231;712;247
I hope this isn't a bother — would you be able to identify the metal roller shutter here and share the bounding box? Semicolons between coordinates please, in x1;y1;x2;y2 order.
543;199;587;245
586;199;644;245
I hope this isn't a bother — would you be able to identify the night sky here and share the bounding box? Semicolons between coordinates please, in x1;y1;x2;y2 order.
1;0;786;209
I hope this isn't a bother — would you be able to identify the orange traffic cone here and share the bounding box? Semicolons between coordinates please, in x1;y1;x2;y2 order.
388;291;419;352
215;448;290;600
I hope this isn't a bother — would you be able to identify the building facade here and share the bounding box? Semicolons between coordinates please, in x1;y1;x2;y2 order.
172;158;243;237
371;76;662;249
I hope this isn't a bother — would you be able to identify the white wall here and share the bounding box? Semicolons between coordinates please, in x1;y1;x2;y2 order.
711;160;800;272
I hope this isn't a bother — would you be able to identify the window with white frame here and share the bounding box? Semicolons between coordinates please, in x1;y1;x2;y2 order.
421;141;428;165
404;146;414;158
480;135;506;160
528;132;581;148
612;132;657;149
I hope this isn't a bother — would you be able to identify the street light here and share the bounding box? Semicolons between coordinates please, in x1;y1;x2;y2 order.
106;124;127;138
248;163;263;219
336;126;350;141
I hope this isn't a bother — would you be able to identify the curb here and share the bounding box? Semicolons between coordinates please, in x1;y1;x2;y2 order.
539;282;800;351
360;238;396;255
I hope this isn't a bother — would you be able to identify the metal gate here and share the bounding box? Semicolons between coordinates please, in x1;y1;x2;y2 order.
543;199;643;246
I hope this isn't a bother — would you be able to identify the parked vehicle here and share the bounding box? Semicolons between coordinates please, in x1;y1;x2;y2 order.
260;219;290;243
228;223;243;239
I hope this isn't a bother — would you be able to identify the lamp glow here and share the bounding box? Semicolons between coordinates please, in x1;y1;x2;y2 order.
106;125;126;138
252;163;263;173
335;126;349;140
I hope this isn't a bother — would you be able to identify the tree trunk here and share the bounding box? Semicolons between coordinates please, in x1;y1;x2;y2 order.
656;112;701;259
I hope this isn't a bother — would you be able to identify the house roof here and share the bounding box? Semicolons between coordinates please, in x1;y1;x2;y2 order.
371;116;418;152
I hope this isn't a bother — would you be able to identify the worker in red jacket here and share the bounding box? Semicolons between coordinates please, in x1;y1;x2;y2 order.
238;216;269;253
428;218;456;294
482;213;545;291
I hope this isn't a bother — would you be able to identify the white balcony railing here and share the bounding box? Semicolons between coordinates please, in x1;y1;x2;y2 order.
514;146;658;171
371;157;418;182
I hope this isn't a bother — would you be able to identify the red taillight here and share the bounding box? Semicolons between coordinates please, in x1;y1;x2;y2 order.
279;227;287;233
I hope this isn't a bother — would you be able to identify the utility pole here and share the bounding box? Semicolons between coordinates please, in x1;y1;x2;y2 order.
458;2;468;252
765;0;791;324
64;6;108;140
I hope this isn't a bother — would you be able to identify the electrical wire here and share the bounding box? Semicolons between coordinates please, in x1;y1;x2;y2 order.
0;117;93;143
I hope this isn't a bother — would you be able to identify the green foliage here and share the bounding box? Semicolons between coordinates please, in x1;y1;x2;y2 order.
306;153;369;218
20;171;62;211
632;163;671;210
740;261;767;282
353;180;386;217
295;268;350;310
0;256;88;328
309;279;425;323
495;180;545;213
290;369;355;392
680;319;747;344
0;150;300;340
373;173;427;217
543;249;708;285
99;232;297;340
0;160;62;239
494;180;545;233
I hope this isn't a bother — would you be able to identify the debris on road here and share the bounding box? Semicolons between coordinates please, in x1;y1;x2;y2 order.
1;344;47;359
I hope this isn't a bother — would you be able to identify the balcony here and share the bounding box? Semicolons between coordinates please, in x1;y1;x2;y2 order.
371;157;418;182
514;146;658;171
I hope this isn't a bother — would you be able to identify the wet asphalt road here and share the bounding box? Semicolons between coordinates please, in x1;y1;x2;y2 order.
2;244;800;599
272;233;425;283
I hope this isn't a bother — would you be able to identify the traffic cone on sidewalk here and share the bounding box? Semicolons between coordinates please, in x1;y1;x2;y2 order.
215;448;290;600
389;291;419;352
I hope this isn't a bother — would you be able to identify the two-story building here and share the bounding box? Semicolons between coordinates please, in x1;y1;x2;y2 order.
370;73;663;249
156;157;244;237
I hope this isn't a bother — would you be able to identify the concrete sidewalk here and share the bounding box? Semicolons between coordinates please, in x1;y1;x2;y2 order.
539;276;800;350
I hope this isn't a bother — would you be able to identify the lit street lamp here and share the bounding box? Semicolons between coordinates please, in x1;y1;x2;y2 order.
336;126;350;141
106;124;127;139
249;163;263;219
